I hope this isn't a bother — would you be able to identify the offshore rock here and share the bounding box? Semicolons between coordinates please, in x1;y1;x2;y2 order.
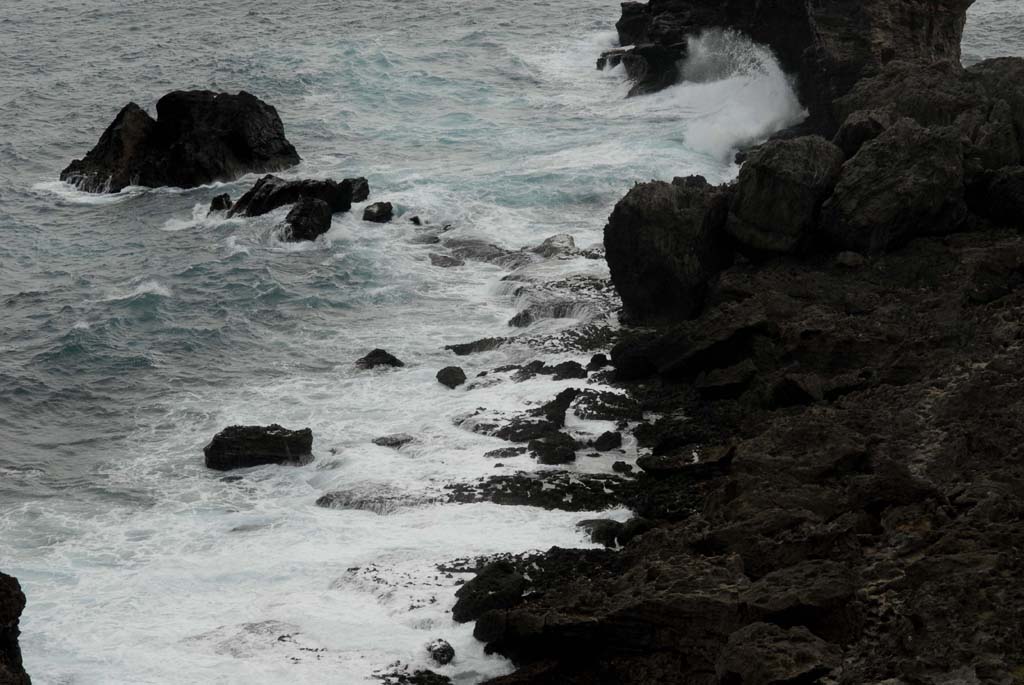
452;561;526;623
208;193;233;214
436;366;467;389
426;639;455;666
284;196;332;241
349;176;370;203
0;573;30;685
356;349;405;369
608;0;976;134
61;91;299;192
204;424;313;471
229;174;355;217
363;202;394;223
604;175;732;324
726;136;845;255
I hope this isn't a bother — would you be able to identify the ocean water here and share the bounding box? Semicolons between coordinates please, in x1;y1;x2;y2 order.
0;1;1019;683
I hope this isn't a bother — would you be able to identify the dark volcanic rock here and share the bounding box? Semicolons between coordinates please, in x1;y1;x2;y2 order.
363;202;394;223
969;166;1024;226
550;361;587;380
284;196;332;241
528;432;577;465
372;433;415;449
348;177;370;203
604;175;732;324
445;470;636;512
727;136;845;255
0;573;30;685
608;0;976;134
715;622;841;685
61;91;300;193
204;424;313;471
426;639;455;666
356;349;405;369
228;174;354;218
436;366;467;389
444;337;508;356
822;118;967;252
208;193;233;213
592;431;623;451
452;561;526;623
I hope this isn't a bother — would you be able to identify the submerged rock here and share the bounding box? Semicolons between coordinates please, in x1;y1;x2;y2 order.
228;174;355;218
356;349;405;369
452;561;527;623
528;432;577;465
203;424;313;471
592;431;623;451
372;433;416;449
436;366;467;389
363;202;394;223
284;196;332;241
61;91;299;192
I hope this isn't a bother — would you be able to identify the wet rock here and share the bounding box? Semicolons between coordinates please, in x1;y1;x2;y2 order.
550;360;587;380
530;234;577;258
484;447;528;460
578;517;655;548
593;431;623;451
356;349;405;369
204;424;313;471
284;196;332;241
572;389;643;422
612;461;633;474
604;175;732;323
208;193;233;213
409;216;423;226
315;488;425;515
429;253;464;268
822;118;967;253
452;561;527;623
348;177;370;203
374;667;452;685
833;109;896;159
0;573;30;685
436;366;467;389
586;353;609;370
726;136;845;255
426;639;455;666
446;471;634;512
363;202;394;223
229;174;354;217
445;337;507;356
444;238;535;270
372;433;415;449
61;91;300;193
528;432;577;465
716;622;841;685
620;43;686;98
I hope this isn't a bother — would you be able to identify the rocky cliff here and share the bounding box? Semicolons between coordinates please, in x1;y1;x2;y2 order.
0;573;30;685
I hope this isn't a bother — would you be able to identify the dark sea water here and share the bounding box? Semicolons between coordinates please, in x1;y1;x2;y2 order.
0;1;1020;682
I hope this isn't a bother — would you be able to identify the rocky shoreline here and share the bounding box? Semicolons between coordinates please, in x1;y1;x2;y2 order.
5;0;1023;683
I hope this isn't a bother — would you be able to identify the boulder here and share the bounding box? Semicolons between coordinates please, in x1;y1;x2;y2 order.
363;202;394;223
0;573;30;685
372;433;416;449
437;366;467;389
586;353;609;370
348;176;370;203
452;561;527;623
426;639;455;666
726;136;845;255
822;118;967;252
529;432;577;465
356;349;405;369
612;461;634;474
61;91;299;192
968;166;1024;227
208;193;233;213
203;424;313;471
604;175;732;323
228;174;354;217
593;431;623;451
531;234;577;258
284;197;332;241
550;360;587;380
832;109;896;159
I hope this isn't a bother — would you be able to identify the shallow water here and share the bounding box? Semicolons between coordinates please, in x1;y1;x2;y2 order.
0;0;1020;683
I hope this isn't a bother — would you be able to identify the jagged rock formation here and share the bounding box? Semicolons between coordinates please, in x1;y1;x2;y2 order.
608;0;976;134
61;91;299;192
0;573;30;685
203;424;314;471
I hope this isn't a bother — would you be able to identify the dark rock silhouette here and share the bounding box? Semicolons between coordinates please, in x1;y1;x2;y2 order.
284;197;332;241
228;174;355;218
204;424;313;471
363;202;394;223
61;91;299;192
0;573;30;685
356;349;405;369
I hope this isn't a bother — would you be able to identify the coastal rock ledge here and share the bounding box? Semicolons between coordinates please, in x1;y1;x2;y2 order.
61;90;299;193
0;572;30;685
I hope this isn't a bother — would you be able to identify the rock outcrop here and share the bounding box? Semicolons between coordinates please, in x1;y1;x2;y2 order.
603;175;732;324
0;573;30;685
609;0;976;134
284;197;332;241
228;174;357;218
203;424;313;471
61;91;300;192
363;202;394;223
